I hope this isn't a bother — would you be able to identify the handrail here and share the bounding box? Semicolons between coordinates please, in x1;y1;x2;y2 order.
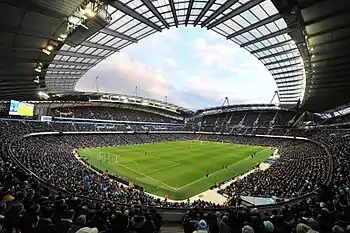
6;131;332;212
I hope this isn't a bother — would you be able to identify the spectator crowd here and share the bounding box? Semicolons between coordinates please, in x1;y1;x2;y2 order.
0;116;349;232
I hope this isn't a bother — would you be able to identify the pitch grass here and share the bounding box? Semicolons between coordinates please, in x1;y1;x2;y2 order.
78;141;272;200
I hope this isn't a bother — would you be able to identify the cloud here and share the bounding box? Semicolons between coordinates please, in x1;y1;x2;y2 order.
166;57;177;67
76;27;277;110
76;52;167;99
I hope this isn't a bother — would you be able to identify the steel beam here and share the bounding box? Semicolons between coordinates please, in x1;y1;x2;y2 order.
55;51;104;59
268;62;302;71
276;78;302;85
274;74;302;80
50;60;94;67
46;67;89;73
250;39;293;54
227;14;281;39
201;0;239;27
263;56;300;66
207;0;265;29
193;0;215;26
273;69;303;77
278;87;302;92
241;28;291;47
81;41;119;52
279;96;299;100
108;0;162;32
141;0;169;28
276;80;303;87
279;92;301;96
185;0;195;26
168;0;178;27
100;28;138;43
258;48;298;60
45;74;82;78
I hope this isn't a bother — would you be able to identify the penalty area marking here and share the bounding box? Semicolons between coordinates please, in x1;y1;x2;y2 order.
116;163;178;191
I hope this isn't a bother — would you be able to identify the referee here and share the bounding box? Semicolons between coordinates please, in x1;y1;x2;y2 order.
205;171;209;178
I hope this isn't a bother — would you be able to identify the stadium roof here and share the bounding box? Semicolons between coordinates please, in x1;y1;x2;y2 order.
1;0;349;112
47;91;195;114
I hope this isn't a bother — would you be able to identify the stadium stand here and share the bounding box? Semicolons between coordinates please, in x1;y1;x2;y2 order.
1;118;350;232
53;106;182;123
1;0;350;232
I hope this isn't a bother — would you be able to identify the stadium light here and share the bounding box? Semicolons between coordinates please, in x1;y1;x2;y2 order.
42;44;55;55
34;63;42;73
34;76;40;84
85;3;97;17
38;91;50;99
80;1;98;18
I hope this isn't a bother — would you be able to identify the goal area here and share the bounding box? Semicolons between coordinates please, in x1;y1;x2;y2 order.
99;152;117;164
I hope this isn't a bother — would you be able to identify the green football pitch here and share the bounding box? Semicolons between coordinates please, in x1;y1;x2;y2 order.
78;141;272;200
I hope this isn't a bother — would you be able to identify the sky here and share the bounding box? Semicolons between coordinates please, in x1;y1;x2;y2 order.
76;26;277;110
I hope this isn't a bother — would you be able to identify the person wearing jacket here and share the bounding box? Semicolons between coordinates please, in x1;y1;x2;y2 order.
129;210;155;233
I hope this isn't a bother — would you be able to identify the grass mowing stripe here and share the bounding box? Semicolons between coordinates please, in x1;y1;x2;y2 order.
176;146;270;190
79;141;272;200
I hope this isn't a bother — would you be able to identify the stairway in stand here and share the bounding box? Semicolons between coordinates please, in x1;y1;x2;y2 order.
160;223;183;233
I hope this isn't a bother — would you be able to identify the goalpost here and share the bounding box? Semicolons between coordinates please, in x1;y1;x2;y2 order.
99;152;118;164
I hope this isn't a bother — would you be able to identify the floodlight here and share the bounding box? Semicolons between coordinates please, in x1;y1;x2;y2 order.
34;67;41;73
38;91;50;99
34;76;40;84
85;7;97;17
34;63;43;72
42;48;51;55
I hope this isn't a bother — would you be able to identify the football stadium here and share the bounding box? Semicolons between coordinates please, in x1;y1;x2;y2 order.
0;0;350;233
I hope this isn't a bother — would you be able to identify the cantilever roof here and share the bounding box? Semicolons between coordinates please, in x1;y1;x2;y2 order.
48;0;308;107
3;0;350;112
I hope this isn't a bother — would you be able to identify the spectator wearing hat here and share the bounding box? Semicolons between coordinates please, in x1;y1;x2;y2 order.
69;215;87;233
194;220;209;233
242;225;255;233
263;221;274;233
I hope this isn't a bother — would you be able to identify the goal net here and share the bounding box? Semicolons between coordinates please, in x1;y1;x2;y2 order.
99;152;117;164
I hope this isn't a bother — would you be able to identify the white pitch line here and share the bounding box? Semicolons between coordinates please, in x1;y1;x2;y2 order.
116;163;177;190
144;163;179;175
